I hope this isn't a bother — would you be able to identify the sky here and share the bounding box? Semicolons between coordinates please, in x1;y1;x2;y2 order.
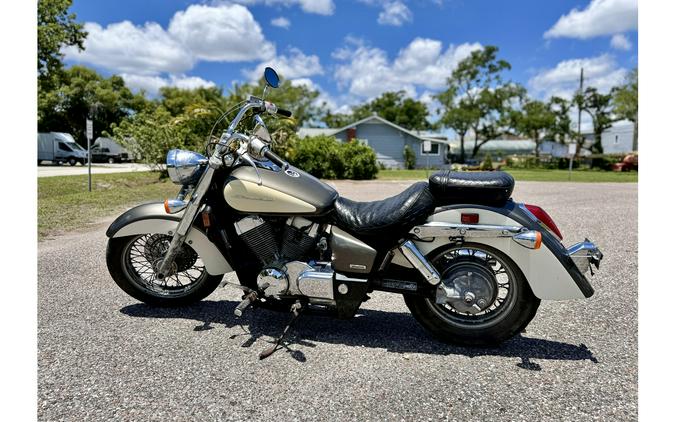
63;0;638;123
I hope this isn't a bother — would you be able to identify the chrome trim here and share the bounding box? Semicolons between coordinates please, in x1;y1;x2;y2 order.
567;239;603;274
513;230;541;249
165;199;188;214
399;240;441;285
297;270;334;300
166;149;208;185
410;222;524;240
234;215;265;235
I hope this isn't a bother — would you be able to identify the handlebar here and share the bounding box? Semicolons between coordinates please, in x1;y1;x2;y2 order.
263;149;289;170
276;108;292;118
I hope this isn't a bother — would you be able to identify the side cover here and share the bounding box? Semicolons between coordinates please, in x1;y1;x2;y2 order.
106;203;232;276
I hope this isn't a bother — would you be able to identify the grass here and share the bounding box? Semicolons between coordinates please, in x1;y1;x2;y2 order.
377;168;638;183
38;171;178;240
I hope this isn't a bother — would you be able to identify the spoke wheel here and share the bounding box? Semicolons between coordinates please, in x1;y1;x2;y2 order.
428;246;518;328
107;234;223;306
404;242;540;346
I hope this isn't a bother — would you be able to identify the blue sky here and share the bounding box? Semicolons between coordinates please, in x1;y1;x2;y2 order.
64;0;638;118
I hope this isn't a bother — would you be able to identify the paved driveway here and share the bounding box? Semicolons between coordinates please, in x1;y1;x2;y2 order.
38;181;637;421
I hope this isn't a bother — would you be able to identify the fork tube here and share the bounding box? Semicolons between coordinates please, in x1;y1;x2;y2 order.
155;166;215;279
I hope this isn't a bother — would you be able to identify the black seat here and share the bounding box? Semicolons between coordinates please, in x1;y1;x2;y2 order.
333;182;435;243
429;170;515;207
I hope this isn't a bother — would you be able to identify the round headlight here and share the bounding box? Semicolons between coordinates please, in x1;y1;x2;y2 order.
166;149;207;185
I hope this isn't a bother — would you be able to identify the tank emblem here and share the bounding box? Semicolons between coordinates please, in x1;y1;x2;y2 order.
285;169;300;178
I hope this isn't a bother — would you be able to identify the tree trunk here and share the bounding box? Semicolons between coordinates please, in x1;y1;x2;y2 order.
632;117;638;152
534;131;540;158
460;133;466;163
593;131;603;154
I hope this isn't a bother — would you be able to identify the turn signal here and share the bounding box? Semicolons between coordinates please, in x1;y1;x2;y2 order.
513;231;542;249
164;199;188;214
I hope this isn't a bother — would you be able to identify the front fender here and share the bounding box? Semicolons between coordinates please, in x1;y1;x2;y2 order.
106;203;232;276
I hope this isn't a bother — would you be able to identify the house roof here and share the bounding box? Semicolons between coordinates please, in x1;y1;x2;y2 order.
298;114;449;144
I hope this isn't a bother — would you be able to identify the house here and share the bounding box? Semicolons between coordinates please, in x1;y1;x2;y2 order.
580;120;636;154
297;114;450;169
447;138;535;160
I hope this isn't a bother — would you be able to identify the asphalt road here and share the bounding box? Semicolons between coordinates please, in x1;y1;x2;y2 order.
38;181;638;421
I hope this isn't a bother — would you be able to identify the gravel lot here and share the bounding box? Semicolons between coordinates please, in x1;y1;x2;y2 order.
38;180;638;421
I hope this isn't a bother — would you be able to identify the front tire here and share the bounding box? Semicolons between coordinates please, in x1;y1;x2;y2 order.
107;234;222;307
68;157;77;166
405;242;540;346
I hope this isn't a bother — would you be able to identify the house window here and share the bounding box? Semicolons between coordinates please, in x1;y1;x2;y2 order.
420;142;440;156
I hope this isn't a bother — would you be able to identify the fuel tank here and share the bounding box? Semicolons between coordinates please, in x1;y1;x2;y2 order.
223;165;338;215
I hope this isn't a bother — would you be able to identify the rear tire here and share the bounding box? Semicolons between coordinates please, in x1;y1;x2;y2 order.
107;235;223;307
68;157;77;166
405;242;540;346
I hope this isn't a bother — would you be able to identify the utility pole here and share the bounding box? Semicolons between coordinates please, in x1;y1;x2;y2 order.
86;117;93;192
570;67;584;181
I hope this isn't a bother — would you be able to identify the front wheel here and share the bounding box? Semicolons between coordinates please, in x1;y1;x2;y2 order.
107;234;222;306
405;242;540;346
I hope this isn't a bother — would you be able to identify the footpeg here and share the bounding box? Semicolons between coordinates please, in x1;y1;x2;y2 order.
234;291;258;317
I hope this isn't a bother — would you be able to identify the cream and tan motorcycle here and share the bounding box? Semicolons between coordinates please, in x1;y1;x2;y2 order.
106;67;603;351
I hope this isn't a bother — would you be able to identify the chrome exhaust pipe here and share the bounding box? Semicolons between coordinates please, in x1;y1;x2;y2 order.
399;240;441;285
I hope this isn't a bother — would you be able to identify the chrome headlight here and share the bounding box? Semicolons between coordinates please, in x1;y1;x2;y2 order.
166;149;207;185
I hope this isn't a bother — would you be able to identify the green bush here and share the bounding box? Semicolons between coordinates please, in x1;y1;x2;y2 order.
403;145;416;170
289;135;378;179
480;153;494;170
290;135;343;179
340;140;379;179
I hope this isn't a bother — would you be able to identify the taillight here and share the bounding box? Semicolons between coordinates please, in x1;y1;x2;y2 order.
523;204;563;240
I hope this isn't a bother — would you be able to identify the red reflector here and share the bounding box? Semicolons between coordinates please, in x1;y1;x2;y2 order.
461;213;480;224
524;204;563;240
201;210;211;228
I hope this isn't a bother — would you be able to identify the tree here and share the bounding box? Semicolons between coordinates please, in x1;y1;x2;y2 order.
435;92;477;162
38;0;87;86
38;66;149;146
351;91;431;130
613;69;638;151
549;96;573;144
436;46;522;160
581;87;616;154
511;99;556;157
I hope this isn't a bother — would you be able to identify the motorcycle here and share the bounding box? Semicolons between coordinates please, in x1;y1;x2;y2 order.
106;67;603;352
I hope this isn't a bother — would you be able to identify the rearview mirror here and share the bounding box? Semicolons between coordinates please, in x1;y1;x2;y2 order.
264;67;280;88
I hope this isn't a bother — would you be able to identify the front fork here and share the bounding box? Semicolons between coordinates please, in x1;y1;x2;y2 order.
155;158;219;279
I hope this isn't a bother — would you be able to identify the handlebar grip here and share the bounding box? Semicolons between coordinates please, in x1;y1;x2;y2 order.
263;149;289;170
276;108;292;118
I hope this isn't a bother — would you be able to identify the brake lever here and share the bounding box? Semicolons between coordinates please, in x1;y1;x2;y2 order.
240;152;263;186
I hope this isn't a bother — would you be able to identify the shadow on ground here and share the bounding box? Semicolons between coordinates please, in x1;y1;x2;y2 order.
120;299;598;369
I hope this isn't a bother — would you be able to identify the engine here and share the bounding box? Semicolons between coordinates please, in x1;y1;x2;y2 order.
234;215;323;265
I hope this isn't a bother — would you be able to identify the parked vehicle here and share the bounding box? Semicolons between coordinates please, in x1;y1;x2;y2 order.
38;132;87;166
612;153;638;172
90;137;132;164
105;68;603;354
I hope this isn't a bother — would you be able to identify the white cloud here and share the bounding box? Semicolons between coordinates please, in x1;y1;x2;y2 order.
63;21;194;75
378;1;413;26
121;74;216;95
528;54;628;99
168;4;275;62
271;16;291;29
244;47;323;81
334;38;482;99
228;0;335;15
544;0;638;39
610;34;632;50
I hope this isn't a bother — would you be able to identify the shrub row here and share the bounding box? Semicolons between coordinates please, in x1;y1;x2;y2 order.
288;135;379;180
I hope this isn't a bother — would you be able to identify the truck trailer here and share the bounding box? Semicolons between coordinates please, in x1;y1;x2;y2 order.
37;132;88;166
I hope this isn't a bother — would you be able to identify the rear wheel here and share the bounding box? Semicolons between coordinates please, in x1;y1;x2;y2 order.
107;234;222;306
405;242;540;346
68;157;77;166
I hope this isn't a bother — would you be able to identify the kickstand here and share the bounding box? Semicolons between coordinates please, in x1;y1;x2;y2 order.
259;301;304;360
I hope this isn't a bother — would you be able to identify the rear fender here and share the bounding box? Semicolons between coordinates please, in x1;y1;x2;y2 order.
106;203;232;276
407;205;591;300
